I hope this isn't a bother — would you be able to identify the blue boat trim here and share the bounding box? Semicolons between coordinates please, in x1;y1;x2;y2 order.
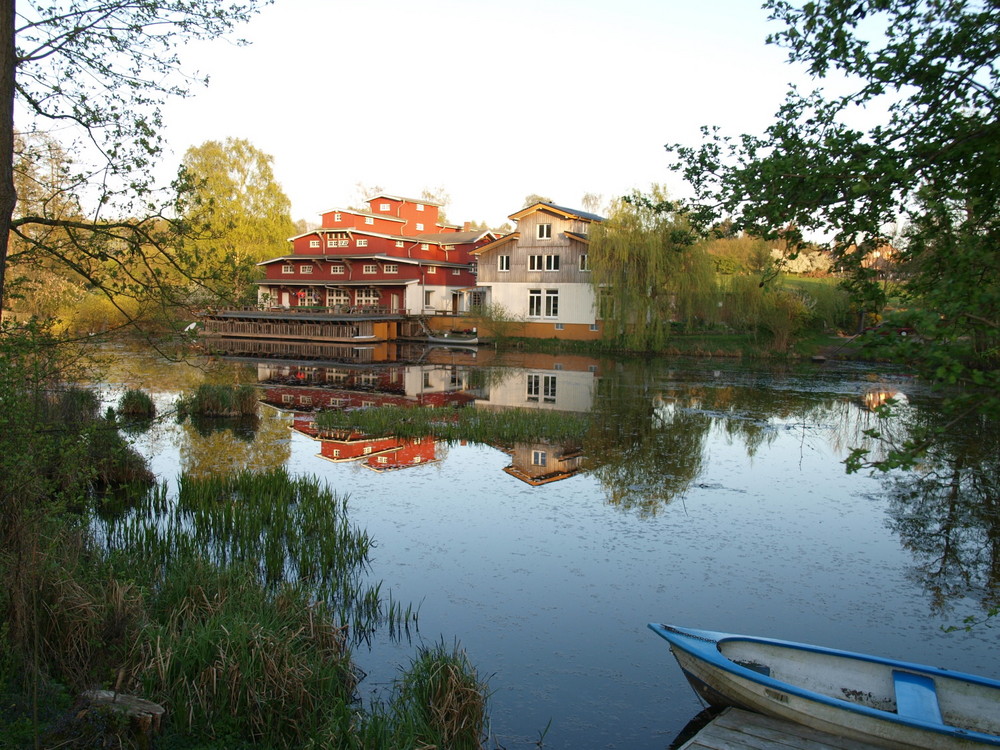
648;623;1000;746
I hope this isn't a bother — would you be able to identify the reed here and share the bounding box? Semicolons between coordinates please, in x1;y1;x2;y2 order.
364;641;489;750
116;388;156;418
315;405;589;446
177;383;259;418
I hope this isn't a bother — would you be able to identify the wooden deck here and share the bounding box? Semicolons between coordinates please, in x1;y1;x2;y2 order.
678;708;885;750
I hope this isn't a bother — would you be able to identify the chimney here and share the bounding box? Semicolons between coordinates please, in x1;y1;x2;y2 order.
463;222;471;231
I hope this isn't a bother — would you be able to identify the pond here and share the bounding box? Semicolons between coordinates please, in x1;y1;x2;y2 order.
95;343;999;749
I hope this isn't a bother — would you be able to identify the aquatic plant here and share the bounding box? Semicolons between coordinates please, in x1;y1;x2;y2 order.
176;383;259;419
314;404;588;446
116;388;156;418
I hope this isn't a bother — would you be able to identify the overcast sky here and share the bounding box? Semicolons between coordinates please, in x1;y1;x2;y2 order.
159;0;808;227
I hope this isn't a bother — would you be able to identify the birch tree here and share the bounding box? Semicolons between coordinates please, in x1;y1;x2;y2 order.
0;0;272;319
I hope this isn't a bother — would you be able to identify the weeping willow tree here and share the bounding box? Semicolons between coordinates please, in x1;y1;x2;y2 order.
588;189;719;350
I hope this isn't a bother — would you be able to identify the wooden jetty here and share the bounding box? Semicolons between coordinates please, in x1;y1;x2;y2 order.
678;708;884;750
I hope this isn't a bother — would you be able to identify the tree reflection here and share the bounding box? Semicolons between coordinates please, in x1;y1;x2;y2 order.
179;408;291;477
584;364;711;514
883;409;1000;614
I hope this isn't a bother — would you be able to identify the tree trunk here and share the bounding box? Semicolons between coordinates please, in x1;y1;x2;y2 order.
0;0;16;319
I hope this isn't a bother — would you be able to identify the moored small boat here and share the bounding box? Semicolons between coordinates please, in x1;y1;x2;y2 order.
426;332;478;345
649;623;1000;749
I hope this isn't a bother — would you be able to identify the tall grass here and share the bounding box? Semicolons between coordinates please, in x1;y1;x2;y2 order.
315;405;588;446
363;641;489;750
177;383;259;418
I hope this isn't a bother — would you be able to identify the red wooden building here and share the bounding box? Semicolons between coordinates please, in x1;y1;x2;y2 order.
257;194;495;314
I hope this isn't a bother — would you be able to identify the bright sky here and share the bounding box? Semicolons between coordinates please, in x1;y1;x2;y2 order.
160;0;805;228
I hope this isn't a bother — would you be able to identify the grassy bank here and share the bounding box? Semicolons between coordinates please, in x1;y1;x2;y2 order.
0;327;491;749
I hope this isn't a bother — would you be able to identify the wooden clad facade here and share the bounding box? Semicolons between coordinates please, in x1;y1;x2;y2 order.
472;202;604;340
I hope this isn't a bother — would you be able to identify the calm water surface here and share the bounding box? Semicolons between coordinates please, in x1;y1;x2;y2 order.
96;344;999;749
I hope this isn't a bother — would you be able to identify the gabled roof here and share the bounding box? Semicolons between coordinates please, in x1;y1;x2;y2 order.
470;232;520;256
508;202;605;223
317;207;406;224
367;193;444;207
418;230;496;244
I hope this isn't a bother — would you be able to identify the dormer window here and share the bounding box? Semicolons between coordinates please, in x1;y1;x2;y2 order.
379;203;390;212
538;223;552;239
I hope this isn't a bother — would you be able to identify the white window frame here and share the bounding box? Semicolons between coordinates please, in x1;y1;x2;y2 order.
330;264;345;275
395;240;405;248
365;216;374;225
380;203;390;212
416;223;424;231
528;289;542;317
452;268;461;275
363;264;378;274
537;223;552;239
357;239;368;247
427;265;437;274
333;212;342;221
532;450;547;466
309;239;320;248
420;243;430;251
580;253;590;271
498;255;510;272
545;254;560;271
545;289;559;317
529;255;543;271
281;264;294;274
327;239;337;248
416;203;425;212
301;265;314;274
384;264;398;274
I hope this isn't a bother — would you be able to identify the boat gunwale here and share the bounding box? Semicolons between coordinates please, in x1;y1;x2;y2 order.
649;623;1000;745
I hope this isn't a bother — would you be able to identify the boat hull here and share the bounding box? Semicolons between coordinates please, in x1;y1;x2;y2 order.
651;623;1000;750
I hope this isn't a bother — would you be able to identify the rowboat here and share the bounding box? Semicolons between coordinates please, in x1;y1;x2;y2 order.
648;623;1000;749
426;332;478;345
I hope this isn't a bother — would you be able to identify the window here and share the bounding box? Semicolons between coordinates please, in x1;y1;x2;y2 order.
580;253;590;271
416;203;425;211
281;394;293;404
282;264;294;274
452;268;461;275
555;323;564;330
545;289;559;317
377;456;389;464
338;239;349;247
299;395;312;405
528;289;542;317
424;291;433;307
309;239;320;248
380;203;390;211
498;255;510;272
330;264;345;275
395;241;405;248
356;289;380;305
537;223;552;239
363;446;373;455
420;243;430;251
365;216;374;225
334;212;342;221
532;450;547;466
363;264;378;274
357;239;368;247
526;375;556;403
444;245;454;251
327;289;349;306
301;265;313;274
589;323;599;332
529;255;544;271
545;254;560;271
416;223;424;231
384;264;398;274
327;239;336;248
332;449;341;457
427;265;437;274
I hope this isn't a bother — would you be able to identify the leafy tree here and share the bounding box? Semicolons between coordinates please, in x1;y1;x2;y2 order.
588;188;717;350
580;192;604;215
420;186;450;223
667;0;1000;465
176;138;296;304
0;0;272;319
523;193;553;207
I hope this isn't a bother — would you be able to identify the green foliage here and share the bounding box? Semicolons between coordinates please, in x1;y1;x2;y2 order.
177;383;260;418
314;404;588;446
589;189;719;350
117;389;156;418
668;0;1000;466
176;138;297;305
365;641;488;750
469;301;525;343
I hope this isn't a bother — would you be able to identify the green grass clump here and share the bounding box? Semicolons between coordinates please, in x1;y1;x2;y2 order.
177;383;259;418
116;388;156;418
363;641;489;750
315;404;588;446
